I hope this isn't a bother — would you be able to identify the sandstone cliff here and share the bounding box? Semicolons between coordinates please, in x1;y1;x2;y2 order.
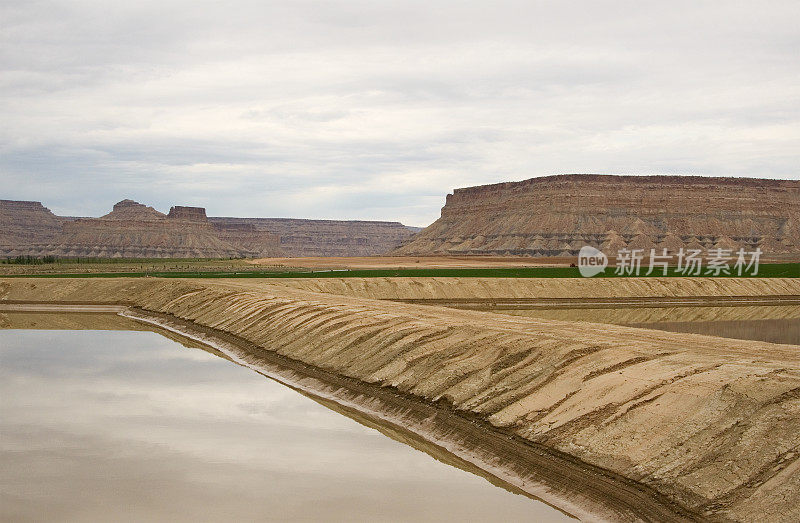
0;199;283;258
166;205;207;221
0;198;417;258
211;222;284;257
0;200;63;247
210;217;418;257
57;217;248;259
394;174;800;257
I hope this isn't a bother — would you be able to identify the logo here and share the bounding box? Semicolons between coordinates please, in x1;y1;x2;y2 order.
578;246;608;277
575;246;762;278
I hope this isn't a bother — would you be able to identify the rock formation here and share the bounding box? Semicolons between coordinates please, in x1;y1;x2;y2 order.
394;174;800;257
102;199;165;220
209;217;419;257
0;198;418;258
211;222;284;257
58;212;254;259
167;205;207;221
0;200;63;247
0;199;282;258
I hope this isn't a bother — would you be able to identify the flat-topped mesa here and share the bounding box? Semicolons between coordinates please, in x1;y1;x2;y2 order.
0;199;52;211
0;197;416;258
167;205;208;222
0;199;63;247
0;199;242;258
394;174;800;257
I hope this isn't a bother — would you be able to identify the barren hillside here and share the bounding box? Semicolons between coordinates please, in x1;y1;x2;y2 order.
394;174;800;257
0;199;418;258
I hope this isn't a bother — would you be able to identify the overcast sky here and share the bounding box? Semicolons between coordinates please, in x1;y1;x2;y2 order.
1;1;798;226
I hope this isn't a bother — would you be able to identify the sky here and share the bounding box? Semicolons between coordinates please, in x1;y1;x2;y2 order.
1;1;798;226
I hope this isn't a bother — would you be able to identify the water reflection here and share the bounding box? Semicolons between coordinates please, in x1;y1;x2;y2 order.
0;316;570;522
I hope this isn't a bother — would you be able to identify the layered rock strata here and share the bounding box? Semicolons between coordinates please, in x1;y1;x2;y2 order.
55;200;283;258
394;174;800;257
0;198;417;258
0;200;63;246
210;217;419;257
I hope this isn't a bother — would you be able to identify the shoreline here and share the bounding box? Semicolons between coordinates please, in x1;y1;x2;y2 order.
1;301;700;521
123;306;698;522
2;277;798;521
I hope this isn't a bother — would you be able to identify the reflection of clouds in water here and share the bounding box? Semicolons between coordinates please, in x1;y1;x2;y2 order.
1;331;377;466
3;424;555;523
0;328;571;522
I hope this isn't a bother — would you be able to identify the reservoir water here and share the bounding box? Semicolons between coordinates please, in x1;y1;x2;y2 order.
0;313;571;522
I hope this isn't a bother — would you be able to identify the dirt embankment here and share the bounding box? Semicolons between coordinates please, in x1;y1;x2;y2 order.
0;311;141;331
2;277;800;522
252;276;800;301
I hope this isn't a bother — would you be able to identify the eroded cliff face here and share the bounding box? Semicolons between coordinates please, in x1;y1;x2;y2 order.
394;175;800;257
166;205;207;221
0;199;284;258
0;198;418;258
209;217;418;257
0;200;63;246
211;222;284;257
56;216;250;258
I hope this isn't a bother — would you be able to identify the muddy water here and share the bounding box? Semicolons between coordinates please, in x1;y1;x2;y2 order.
496;305;800;345
0;315;571;522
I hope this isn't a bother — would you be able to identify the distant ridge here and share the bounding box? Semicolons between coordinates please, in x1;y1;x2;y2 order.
210;216;420;257
102;199;165;220
0;199;418;258
394;174;800;257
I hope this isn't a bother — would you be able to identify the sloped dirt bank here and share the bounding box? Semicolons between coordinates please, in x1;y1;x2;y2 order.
2;277;799;521
122;307;699;522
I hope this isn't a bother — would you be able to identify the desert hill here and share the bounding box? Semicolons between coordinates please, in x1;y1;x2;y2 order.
210;217;420;257
394;174;800;257
0;200;63;247
0;199;418;258
55;200;263;258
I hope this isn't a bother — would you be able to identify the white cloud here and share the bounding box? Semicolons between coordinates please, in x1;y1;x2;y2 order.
1;0;798;226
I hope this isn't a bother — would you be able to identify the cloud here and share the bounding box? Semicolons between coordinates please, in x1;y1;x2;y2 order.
1;1;798;226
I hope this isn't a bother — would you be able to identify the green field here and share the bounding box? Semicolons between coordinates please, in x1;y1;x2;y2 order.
2;263;798;279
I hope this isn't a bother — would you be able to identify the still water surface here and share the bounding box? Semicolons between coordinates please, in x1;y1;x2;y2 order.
0;319;570;522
